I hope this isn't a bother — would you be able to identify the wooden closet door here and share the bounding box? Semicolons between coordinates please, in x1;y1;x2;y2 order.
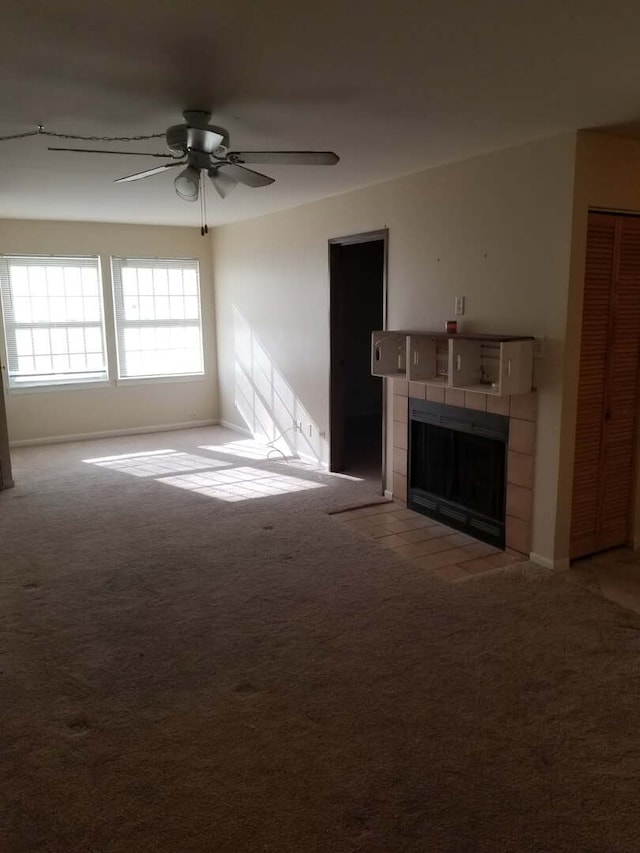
570;212;640;559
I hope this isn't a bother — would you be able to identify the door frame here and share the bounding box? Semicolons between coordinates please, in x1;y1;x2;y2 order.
328;228;388;492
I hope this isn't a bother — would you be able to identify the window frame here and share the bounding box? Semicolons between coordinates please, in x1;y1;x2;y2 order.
0;254;110;392
110;256;205;384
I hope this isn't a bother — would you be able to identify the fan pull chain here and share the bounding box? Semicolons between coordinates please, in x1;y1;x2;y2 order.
199;172;209;237
203;175;209;235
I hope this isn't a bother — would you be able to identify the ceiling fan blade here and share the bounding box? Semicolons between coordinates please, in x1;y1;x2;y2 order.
218;163;275;188
208;168;238;199
227;151;339;166
48;146;176;159
114;161;186;183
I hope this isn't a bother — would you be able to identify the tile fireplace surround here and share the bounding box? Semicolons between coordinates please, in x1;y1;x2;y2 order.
391;379;536;556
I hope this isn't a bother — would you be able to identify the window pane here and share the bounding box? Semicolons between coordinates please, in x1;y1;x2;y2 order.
0;256;107;387
182;269;197;294
52;354;69;372
153;267;168;294
156;296;170;319
13;297;32;323
50;328;68;354
65;267;82;296
139;297;155;321
66;296;84;322
15;329;33;356
69;353;86;371
29;267;46;297
168;269;183;294
85;327;102;353
170;296;185;319
138;268;153;294
113;258;203;380
47;266;65;296
18;355;34;374
31;297;49;323
184;296;199;319
11;268;29;296
68;328;85;353
49;297;67;322
81;266;99;295
34;354;52;373
32;328;50;355
84;296;101;321
124;296;139;321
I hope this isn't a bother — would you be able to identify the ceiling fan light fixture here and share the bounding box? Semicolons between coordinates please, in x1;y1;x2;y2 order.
174;165;200;202
208;168;237;199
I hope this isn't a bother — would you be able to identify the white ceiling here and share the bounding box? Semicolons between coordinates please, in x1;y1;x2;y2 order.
2;0;640;228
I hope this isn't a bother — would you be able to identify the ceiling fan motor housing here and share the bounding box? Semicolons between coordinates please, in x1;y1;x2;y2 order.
166;123;229;158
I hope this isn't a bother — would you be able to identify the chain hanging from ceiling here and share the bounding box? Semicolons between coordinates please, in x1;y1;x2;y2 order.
0;125;165;143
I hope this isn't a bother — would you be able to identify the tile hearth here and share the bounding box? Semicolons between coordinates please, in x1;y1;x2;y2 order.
334;501;525;583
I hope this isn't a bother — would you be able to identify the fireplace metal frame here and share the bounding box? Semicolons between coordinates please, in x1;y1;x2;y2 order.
408;398;509;549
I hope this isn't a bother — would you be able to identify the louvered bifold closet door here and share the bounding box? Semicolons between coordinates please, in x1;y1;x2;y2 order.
570;213;615;558
599;217;640;549
570;212;640;559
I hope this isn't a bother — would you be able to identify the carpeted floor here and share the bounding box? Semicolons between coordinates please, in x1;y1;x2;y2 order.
2;426;640;852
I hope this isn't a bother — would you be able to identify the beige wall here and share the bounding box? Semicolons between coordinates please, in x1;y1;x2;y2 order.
212;134;577;565
0;219;218;443
558;132;640;559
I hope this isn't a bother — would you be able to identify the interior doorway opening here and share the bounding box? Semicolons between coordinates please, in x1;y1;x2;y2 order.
329;230;387;487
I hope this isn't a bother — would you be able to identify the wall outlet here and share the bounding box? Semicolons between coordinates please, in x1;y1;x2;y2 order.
454;296;465;316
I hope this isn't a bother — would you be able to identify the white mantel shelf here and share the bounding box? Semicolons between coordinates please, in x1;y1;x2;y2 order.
372;330;535;397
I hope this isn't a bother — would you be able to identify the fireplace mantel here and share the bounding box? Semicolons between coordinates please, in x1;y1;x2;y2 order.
373;331;535;396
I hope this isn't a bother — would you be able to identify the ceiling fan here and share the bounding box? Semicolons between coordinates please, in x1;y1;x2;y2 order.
48;109;340;203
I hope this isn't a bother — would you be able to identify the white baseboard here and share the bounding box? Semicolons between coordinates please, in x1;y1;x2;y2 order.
9;419;218;448
297;450;328;470
218;420;328;469
217;419;253;437
529;552;570;571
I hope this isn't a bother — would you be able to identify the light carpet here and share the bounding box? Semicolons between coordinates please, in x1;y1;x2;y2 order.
1;427;640;852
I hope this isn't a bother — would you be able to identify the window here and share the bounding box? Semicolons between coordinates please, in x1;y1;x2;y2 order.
111;257;204;380
0;255;108;388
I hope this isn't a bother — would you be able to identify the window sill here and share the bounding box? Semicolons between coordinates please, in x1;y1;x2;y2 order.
115;373;207;387
8;380;113;395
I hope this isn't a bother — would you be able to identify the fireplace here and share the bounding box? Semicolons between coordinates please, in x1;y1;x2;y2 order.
408;398;509;548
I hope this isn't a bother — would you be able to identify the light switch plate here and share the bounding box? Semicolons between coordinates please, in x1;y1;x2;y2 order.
454;296;465;316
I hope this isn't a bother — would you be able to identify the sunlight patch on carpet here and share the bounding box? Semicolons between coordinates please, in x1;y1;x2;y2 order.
199;439;293;461
83;450;231;477
157;465;326;502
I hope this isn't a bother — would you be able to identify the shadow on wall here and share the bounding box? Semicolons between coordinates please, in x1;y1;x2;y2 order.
233;307;328;466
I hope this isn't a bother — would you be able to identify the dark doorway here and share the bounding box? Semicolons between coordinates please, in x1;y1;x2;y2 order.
329;230;387;485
